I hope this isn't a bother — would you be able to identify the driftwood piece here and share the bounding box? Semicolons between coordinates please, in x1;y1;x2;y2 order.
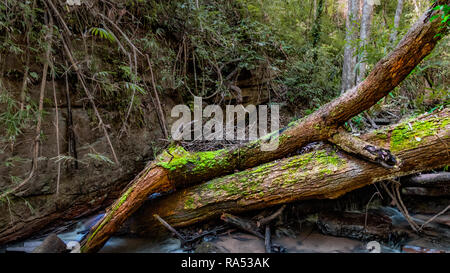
79;2;449;252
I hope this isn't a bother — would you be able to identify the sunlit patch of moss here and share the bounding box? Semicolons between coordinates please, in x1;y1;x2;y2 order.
219;182;240;195
375;131;388;140
280;149;341;172
247;162;276;175
390;116;449;152
156;146;228;173
194;160;278;200
279;149;344;186
192;149;346;204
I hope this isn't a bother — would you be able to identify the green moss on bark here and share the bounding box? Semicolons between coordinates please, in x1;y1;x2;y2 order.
183;149;346;209
390;116;449;152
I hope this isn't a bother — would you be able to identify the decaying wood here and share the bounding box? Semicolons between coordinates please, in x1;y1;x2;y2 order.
220;213;264;239
125;111;449;235
258;205;286;227
405;172;450;185
79;1;449;253
317;211;393;242
80;166;171;252
330;127;397;168
402;187;449;197
153;214;186;243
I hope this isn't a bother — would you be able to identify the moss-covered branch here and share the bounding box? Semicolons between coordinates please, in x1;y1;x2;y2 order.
329;127;397;168
127;109;450;234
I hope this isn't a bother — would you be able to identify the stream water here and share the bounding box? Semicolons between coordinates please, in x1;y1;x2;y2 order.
2;206;448;253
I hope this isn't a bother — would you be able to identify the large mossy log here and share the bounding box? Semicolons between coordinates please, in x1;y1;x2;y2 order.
80;1;449;252
126;110;449;234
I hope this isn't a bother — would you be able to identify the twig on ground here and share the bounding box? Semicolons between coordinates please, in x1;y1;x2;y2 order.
221;213;264;239
364;191;382;231
154;214;187;243
419;205;450;231
380;181;419;232
258;205;286;227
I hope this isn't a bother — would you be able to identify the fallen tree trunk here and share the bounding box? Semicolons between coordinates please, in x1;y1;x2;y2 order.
126;110;449;235
80;1;449;252
405;172;450;185
402;187;449;197
402;172;450;196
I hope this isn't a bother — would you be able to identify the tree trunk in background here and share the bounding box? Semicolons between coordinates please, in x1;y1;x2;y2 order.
127;111;450;235
312;0;325;61
341;0;360;93
77;1;449;253
412;0;421;16
357;0;374;83
313;0;317;21
390;0;404;44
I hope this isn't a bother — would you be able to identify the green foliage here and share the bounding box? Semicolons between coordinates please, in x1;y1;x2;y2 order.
431;2;450;24
124;82;146;95
90;27;116;43
0;84;37;143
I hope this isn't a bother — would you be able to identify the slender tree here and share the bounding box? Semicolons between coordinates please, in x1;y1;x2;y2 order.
312;0;325;61
357;0;375;83
390;0;404;44
341;0;360;93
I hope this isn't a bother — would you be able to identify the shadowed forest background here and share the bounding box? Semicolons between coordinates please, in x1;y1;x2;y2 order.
0;0;449;253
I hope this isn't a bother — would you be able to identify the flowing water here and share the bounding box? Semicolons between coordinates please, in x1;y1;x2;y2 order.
2;206;448;253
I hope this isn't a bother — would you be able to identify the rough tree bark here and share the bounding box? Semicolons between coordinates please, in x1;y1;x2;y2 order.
127;110;449;234
79;1;449;253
